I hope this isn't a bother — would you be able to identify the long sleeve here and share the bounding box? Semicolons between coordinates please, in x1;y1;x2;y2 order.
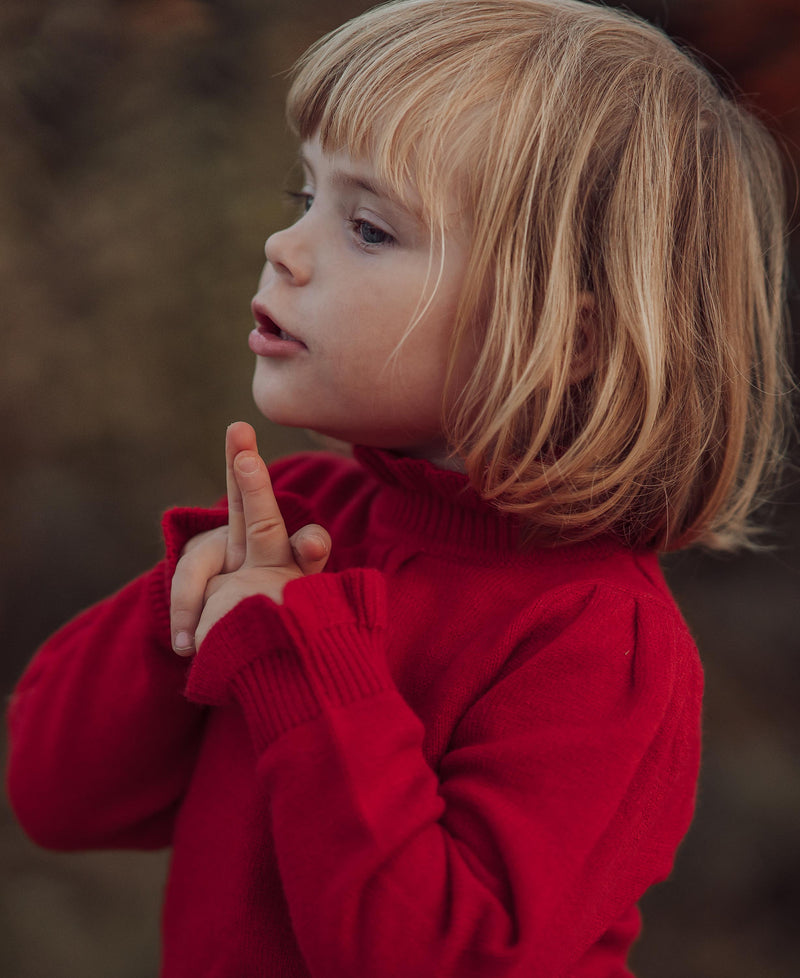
183;570;703;978
5;506;227;850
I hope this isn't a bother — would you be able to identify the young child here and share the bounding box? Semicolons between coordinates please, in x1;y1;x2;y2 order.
6;1;791;975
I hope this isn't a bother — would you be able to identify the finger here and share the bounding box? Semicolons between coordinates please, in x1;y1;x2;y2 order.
224;422;258;571
234;450;294;568
170;533;227;655
289;524;332;576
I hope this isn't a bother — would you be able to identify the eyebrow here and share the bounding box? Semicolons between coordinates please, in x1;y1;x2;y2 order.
331;168;385;199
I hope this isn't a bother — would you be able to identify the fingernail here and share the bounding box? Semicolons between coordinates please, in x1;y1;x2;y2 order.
237;455;259;474
308;533;329;553
174;631;194;653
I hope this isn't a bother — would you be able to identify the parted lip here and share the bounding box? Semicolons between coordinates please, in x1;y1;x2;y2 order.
251;299;303;344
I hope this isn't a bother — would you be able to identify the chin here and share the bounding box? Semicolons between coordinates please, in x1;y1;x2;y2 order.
251;380;300;428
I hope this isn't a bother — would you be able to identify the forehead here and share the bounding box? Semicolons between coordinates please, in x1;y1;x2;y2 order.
300;139;420;211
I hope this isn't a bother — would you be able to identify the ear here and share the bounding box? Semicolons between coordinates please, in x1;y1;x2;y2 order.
570;292;597;385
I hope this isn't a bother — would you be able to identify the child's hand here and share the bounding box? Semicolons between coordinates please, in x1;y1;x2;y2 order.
170;423;331;655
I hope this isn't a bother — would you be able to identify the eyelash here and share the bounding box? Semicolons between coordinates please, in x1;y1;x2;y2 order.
346;218;394;248
284;191;395;249
285;190;312;215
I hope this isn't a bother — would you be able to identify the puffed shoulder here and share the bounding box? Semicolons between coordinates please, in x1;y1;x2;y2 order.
453;579;701;756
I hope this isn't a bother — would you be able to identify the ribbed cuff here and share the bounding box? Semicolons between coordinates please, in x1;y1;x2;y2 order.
146;562;174;650
184;569;391;750
161;506;229;581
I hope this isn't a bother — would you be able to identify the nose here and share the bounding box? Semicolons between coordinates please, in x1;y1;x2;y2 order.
264;222;311;286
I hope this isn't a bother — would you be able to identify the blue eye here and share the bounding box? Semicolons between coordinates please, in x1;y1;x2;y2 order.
286;190;313;215
350;219;393;247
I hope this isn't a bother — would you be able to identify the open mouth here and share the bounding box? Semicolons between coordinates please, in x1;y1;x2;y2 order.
253;307;303;345
249;301;308;357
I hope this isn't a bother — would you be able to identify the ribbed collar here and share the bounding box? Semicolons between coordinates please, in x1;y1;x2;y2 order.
352;446;628;563
353;446;528;556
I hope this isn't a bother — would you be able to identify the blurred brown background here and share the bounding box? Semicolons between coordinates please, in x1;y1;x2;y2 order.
1;1;798;976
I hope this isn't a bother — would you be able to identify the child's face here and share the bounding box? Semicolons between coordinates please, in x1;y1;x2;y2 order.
249;136;472;458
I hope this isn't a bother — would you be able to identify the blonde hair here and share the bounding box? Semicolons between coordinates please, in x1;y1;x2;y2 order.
287;0;792;551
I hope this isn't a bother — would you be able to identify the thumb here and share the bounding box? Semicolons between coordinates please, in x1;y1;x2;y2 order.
289;524;331;576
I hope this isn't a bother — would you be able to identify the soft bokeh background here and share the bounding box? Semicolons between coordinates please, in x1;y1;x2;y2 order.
1;1;798;975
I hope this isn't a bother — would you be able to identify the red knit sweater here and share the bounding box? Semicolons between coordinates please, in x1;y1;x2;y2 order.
6;448;703;978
